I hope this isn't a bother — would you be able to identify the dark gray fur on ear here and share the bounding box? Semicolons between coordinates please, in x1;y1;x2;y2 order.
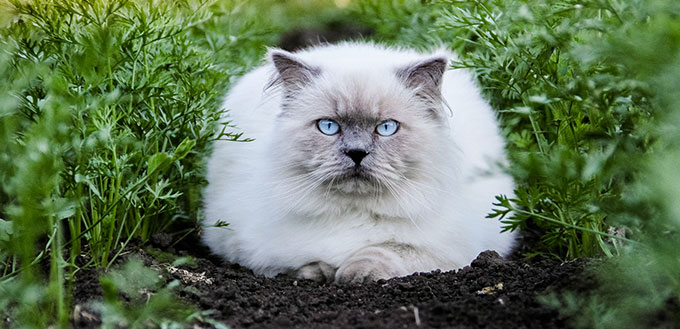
396;56;448;94
268;49;320;91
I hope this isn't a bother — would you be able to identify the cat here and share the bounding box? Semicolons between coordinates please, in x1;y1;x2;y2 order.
202;42;516;284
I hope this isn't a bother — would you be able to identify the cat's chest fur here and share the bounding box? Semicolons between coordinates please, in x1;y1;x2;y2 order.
202;42;516;283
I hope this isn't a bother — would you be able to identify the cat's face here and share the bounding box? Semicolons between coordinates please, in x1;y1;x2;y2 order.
269;50;448;198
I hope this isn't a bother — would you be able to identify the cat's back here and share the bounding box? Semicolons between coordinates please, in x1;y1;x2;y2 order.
290;42;430;70
442;69;507;171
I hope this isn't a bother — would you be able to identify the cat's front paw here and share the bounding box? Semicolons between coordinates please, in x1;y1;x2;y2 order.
335;247;409;284
335;259;396;284
294;261;337;284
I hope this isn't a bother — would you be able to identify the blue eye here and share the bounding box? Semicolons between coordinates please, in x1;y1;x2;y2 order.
376;120;399;136
318;119;340;135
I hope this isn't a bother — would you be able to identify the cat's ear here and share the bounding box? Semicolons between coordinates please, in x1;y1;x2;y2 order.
396;56;448;94
267;49;320;91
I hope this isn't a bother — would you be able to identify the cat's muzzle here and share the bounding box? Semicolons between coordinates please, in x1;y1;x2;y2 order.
329;167;378;194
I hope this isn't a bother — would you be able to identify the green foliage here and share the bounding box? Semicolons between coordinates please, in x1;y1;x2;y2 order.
0;0;353;327
197;0;358;79
0;52;73;326
352;0;445;48
355;0;680;324
0;0;232;323
355;0;654;259
540;0;680;327
467;0;653;258
1;0;231;272
0;279;57;328
96;258;194;328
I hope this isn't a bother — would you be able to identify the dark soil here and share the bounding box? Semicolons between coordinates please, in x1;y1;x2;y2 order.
72;232;598;329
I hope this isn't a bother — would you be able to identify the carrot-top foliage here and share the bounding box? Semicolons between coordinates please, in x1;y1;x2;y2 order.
0;0;348;327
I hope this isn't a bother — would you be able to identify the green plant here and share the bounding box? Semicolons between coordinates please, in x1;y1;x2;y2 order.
1;0;233;270
540;0;680;327
0;0;238;327
0;0;232;322
352;0;446;49
354;0;653;259
0;0;356;327
356;0;680;324
0;48;74;328
96;258;195;329
441;0;659;259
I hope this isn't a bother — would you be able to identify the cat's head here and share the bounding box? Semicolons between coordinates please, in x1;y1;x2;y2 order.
266;46;454;202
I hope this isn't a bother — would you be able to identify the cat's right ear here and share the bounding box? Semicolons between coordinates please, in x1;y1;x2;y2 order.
266;49;320;92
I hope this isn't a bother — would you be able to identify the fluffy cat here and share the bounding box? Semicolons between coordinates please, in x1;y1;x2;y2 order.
202;42;516;283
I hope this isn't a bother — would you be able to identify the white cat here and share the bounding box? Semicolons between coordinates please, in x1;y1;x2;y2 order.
202;42;516;283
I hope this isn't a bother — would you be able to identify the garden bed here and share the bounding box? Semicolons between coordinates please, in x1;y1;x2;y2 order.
4;1;680;328
72;235;596;329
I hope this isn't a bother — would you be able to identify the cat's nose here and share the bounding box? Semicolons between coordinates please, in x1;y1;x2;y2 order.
345;149;369;165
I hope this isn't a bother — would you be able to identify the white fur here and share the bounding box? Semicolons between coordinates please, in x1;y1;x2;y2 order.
202;42;516;277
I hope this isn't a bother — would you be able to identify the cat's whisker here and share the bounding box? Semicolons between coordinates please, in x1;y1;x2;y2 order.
404;165;458;184
323;175;337;200
267;163;311;174
372;169;435;224
207;172;320;205
372;177;384;202
399;182;438;215
263;176;322;200
275;170;335;217
377;176;428;234
278;175;332;216
240;167;333;206
269;173;321;188
399;174;452;196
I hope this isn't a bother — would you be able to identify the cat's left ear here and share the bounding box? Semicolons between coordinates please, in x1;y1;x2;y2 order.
396;56;448;95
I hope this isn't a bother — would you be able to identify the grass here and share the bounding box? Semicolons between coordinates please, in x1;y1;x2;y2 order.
0;0;679;328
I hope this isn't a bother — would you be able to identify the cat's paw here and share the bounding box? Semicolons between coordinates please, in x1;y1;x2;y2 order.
335;247;409;284
334;259;396;284
294;261;337;283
